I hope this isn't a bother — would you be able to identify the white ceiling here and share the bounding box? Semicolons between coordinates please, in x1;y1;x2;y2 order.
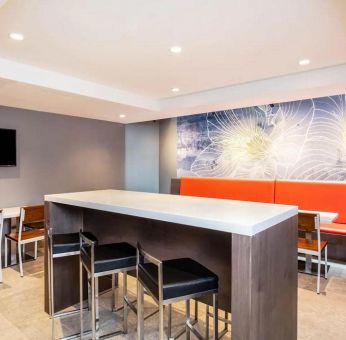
0;0;346;123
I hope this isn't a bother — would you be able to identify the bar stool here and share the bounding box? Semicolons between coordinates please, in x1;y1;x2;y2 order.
136;243;219;340
48;229;96;340
79;231;137;340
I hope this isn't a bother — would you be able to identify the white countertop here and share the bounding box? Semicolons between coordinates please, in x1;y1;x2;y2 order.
1;207;21;219
45;189;297;236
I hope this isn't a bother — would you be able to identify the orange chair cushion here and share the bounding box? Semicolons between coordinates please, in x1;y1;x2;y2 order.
298;238;328;252
180;177;275;203
275;180;346;224
320;223;346;236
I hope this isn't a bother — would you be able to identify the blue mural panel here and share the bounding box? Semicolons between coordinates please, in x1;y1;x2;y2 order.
177;94;346;180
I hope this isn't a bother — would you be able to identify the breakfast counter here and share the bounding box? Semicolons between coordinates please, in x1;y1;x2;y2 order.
45;189;298;340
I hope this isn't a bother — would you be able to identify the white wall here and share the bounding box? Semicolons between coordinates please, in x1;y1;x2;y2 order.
125;121;159;193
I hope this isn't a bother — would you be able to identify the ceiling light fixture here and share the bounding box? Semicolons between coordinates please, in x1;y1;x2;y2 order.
119;114;126;118
9;32;24;41
171;87;180;93
299;59;310;66
170;46;182;54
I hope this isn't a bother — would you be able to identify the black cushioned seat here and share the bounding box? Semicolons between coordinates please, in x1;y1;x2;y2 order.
81;242;137;273
138;258;218;301
52;232;97;255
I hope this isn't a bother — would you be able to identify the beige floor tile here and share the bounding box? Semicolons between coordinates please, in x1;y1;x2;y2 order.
0;251;345;339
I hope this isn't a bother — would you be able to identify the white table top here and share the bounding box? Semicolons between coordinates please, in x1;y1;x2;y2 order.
298;210;338;224
1;207;21;219
45;189;297;236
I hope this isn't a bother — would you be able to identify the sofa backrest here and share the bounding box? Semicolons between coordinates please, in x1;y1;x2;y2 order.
275;180;346;223
180;176;275;203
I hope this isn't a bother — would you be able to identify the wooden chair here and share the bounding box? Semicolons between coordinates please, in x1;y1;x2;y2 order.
4;206;44;277
0;210;3;283
23;204;45;230
298;212;328;294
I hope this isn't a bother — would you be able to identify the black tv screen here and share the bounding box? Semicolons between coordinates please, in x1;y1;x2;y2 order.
0;129;16;166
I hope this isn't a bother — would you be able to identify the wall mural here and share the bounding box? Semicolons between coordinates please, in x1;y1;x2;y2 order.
177;94;346;181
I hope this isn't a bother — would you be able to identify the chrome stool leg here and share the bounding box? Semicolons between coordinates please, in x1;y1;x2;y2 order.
137;281;144;340
95;277;100;339
206;305;231;339
213;294;218;340
186;300;191;340
206;304;209;339
167;304;172;339
48;239;55;340
91;274;97;339
80;258;84;339
123;272;128;334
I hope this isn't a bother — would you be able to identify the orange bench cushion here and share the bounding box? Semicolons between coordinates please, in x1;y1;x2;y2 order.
275;180;346;224
320;223;346;236
180;177;275;203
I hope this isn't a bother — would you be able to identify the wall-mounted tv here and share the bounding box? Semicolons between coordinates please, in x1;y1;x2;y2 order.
0;128;17;166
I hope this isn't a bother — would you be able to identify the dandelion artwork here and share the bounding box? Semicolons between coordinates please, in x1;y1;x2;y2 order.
177;94;346;181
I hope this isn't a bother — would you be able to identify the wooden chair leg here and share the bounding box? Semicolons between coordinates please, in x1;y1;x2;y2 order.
34;241;38;259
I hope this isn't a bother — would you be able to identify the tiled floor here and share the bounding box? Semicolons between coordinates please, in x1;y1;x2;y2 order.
0;250;346;339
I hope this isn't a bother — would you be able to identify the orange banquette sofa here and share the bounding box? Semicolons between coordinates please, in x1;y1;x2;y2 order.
178;176;346;261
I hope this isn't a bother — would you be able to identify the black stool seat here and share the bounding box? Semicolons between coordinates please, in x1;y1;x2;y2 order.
52;232;97;255
81;242;137;273
138;258;218;301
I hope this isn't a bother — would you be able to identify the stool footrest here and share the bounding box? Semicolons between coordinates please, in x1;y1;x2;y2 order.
169;318;198;340
186;319;204;340
52;306;88;319
57;329;92;340
207;310;232;325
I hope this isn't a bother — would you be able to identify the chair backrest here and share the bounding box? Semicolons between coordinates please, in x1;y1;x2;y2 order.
298;213;318;233
298;212;321;251
23;205;44;224
137;243;163;303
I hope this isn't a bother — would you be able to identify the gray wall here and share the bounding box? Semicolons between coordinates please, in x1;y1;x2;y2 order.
125;121;159;193
0;106;125;208
159;118;177;193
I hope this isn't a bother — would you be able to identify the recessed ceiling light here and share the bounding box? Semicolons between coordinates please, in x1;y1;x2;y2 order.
9;32;24;41
170;46;182;54
119;114;126;118
171;87;180;93
299;59;310;66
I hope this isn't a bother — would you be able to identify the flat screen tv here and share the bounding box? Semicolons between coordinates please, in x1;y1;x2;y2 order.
0;128;16;166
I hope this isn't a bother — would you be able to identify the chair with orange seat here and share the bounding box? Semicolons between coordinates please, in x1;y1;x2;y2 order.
0;210;4;283
4;206;44;277
298;212;328;294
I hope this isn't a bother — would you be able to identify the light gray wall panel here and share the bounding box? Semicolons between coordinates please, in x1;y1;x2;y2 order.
0;106;124;208
125;121;159;193
159;118;177;193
